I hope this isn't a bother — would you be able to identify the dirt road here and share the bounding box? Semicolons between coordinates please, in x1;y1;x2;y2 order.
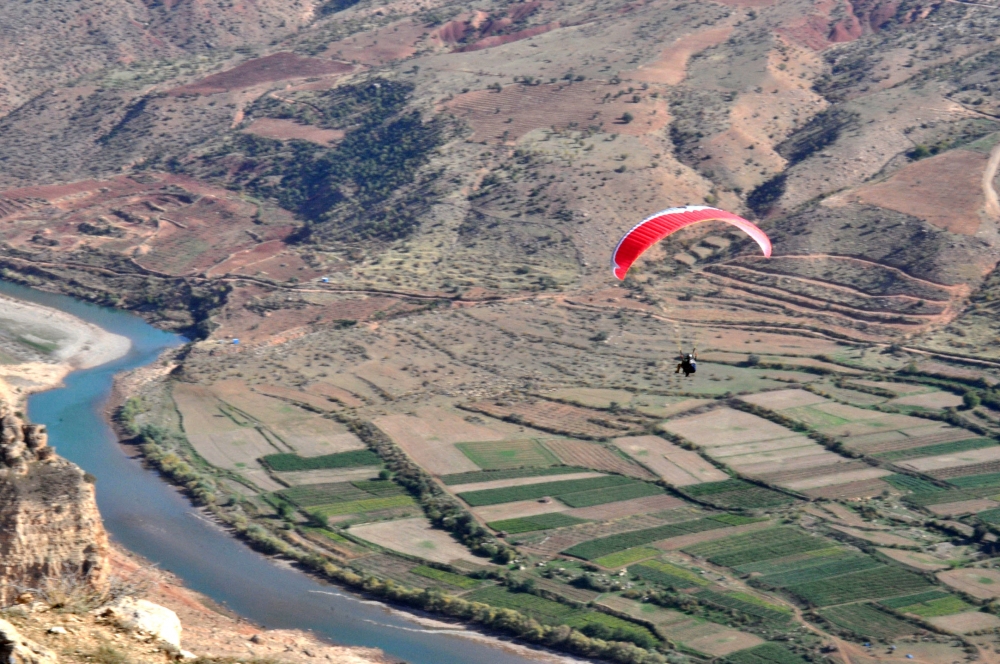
984;140;1000;219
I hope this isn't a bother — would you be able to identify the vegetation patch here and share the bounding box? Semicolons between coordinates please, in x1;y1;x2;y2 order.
487;512;587;534
819;603;917;640
875;438;995;462
564;517;733;560
694;590;792;624
880;590;971;617
757;554;882;588
458;475;637;506
593;547;662;568
279;480;403;507
786;566;933;607
410;565;481;589
441;466;588;485
684;528;829;567
682;480;794;509
261;449;381;471
629;560;709;589
310;495;416;517
464;586;659;648
456;439;560;470
558;481;665;507
723;642;808;664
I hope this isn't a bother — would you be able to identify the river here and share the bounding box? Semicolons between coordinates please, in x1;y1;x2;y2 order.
0;281;556;664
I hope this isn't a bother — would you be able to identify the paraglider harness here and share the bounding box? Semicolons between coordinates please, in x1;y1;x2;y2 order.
676;350;697;377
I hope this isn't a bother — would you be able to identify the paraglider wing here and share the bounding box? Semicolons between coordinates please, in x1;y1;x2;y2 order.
610;206;771;280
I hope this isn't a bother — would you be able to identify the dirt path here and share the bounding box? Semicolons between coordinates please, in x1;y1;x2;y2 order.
984;139;1000;219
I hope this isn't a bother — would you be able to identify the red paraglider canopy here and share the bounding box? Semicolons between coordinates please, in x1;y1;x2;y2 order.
611;206;771;280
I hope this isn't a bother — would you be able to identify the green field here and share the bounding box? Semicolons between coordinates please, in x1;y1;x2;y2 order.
458;475;638;506
683;479;794;509
734;548;845;575
465;586;658;647
757;554;882;588
947;472;1000;489
456;439;559;470
695;590;791;624
819;604;917;640
781;406;850;428
280;480;403;507
410;565;481;589
564;516;734;560
261;449;381;471
874;438;995;462
310;495;415;517
593;547;661;568
724;642;808;664
558;481;665;507
880;590;970;617
883;474;945;493
684;528;829;567
487;512;587;534
787;566;933;607
977;507;1000;524
628;560;709;589
440;466;588;485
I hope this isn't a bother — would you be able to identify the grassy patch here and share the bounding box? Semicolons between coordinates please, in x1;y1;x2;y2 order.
884;474;947;493
629;560;709;589
458;475;635;506
410;565;481;589
683;480;794;509
787;566;933;607
280;480;402;507
464;586;658;648
724;642;808;664
695;590;792;623
564;517;729;560
593;547;661;568
310;495;415;517
875;438;995;462
261;449;381;471
456;439;559;470
557;481;664;507
487;512;587;533
440;466;588;485
947;472;1000;489
881;590;970;617
819;603;917;640
758;554;882;587
684;528;829;567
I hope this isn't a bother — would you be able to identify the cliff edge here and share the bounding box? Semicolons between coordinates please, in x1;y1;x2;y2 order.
0;406;109;607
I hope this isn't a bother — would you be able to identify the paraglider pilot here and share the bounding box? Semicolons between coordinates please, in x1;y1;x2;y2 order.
676;349;697;377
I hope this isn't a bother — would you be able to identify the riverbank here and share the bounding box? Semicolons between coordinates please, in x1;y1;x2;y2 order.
0;292;130;406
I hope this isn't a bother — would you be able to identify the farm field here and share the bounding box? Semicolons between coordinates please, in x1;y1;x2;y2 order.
682;479;795;509
542;439;655;479
487;512;587;534
456;438;559;470
172;383;282;475
661;406;883;498
209;380;365;456
928;611;1000;634
614;435;728;485
597;595;763;656
373;407;521;475
936;568;1000;599
458;475;663;507
463;398;645;439
347;517;489;565
448;471;604;493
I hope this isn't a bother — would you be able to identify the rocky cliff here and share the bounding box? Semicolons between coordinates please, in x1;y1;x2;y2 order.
0;406;109;607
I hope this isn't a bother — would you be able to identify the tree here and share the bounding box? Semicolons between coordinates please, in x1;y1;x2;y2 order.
620;112;633;124
963;391;981;410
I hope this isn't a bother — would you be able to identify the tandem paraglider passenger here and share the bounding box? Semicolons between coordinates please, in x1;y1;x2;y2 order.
676;350;697;377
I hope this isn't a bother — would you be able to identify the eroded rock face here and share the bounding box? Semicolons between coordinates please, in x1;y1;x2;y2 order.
0;405;109;607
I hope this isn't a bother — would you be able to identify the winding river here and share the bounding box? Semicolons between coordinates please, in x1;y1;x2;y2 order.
1;281;554;664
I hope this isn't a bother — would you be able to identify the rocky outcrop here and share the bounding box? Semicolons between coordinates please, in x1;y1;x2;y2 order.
0;618;58;664
98;597;182;649
0;405;109;607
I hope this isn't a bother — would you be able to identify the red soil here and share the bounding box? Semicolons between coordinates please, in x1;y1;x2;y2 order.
170;53;353;95
856;149;988;235
242;118;345;145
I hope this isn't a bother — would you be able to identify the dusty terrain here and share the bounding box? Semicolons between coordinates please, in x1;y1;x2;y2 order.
7;1;1000;664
